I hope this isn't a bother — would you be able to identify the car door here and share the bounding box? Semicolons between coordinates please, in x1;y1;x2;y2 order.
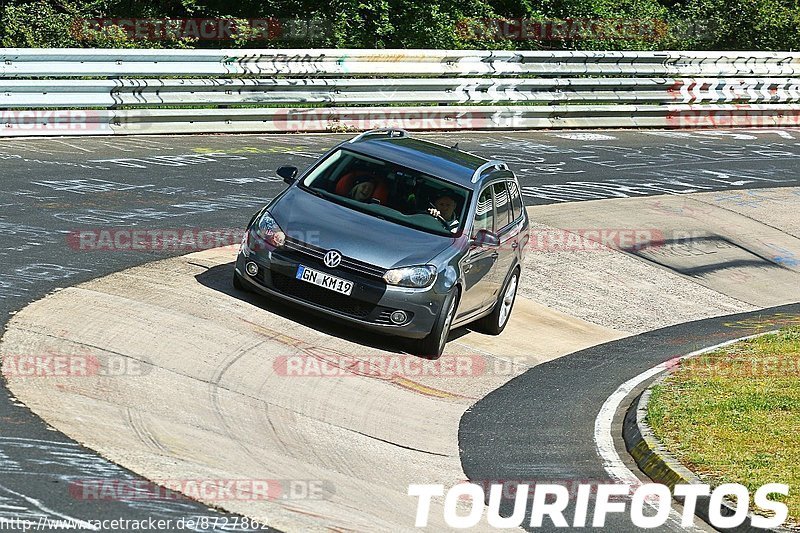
458;184;499;318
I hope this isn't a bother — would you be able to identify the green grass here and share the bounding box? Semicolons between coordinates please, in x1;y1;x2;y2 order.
647;326;800;521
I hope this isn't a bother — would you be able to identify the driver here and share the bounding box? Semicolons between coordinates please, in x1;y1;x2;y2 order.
427;192;460;233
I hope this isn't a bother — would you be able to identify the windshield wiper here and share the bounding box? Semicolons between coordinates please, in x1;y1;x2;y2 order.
302;186;325;198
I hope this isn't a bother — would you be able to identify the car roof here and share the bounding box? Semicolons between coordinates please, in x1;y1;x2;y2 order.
342;134;506;188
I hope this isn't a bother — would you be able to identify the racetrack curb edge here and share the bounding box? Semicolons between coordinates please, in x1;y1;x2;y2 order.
624;376;787;533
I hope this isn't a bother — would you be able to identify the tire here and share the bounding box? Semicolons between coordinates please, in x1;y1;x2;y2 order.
411;288;459;359
233;270;247;292
476;268;519;335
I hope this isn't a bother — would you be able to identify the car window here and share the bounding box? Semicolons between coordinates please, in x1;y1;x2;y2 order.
298;148;471;237
472;186;495;236
493;182;513;230
508;180;524;221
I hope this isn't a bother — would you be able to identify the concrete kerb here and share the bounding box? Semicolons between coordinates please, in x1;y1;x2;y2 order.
623;357;792;533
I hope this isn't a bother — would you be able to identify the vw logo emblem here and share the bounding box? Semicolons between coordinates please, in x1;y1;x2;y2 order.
323;250;342;268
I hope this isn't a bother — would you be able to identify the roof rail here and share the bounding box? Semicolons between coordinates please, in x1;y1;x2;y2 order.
348;128;409;143
471;160;508;183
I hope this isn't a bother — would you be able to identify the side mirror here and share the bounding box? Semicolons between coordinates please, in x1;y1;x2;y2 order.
277;166;298;184
472;229;500;247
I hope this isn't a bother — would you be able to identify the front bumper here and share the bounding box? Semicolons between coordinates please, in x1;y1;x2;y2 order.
235;247;445;339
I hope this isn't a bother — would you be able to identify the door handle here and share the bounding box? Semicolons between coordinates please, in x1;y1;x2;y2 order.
511;241;519;249
490;251;499;259
463;264;472;273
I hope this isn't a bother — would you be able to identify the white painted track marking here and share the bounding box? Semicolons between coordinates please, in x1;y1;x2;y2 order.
594;330;777;531
0;483;100;530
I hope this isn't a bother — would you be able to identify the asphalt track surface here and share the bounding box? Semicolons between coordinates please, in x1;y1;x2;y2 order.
460;303;800;532
1;129;800;530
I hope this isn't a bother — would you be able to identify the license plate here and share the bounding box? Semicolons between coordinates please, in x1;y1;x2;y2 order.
296;265;353;295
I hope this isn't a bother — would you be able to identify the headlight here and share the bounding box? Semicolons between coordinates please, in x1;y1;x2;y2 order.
383;265;437;288
252;211;286;249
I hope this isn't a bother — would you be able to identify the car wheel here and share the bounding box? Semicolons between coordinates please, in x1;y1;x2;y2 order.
233;271;247;292
412;287;459;359
476;268;519;335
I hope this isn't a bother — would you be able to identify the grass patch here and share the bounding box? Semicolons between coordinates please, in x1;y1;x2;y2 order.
647;326;800;522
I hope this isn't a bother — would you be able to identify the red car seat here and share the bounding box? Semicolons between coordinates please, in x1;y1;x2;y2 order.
335;171;389;204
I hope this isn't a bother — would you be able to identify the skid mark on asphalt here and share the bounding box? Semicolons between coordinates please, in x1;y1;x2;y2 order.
208;339;282;474
125;408;171;455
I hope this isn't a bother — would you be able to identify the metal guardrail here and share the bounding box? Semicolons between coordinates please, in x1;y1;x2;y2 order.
4;78;800;108
2;48;800;136
7;104;799;136
4;49;800;77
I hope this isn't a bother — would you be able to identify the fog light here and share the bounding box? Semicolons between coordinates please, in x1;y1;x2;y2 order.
390;310;408;324
245;261;259;277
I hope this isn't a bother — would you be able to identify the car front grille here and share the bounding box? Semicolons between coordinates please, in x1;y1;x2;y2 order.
271;272;376;319
283;237;387;280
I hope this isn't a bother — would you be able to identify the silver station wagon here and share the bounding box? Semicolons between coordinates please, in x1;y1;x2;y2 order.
234;129;529;357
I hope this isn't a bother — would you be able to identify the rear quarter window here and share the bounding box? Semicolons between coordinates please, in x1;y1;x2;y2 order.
493;182;513;230
508;180;524;221
472;186;495;236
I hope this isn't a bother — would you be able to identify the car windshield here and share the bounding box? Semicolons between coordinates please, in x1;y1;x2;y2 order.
298;148;470;237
